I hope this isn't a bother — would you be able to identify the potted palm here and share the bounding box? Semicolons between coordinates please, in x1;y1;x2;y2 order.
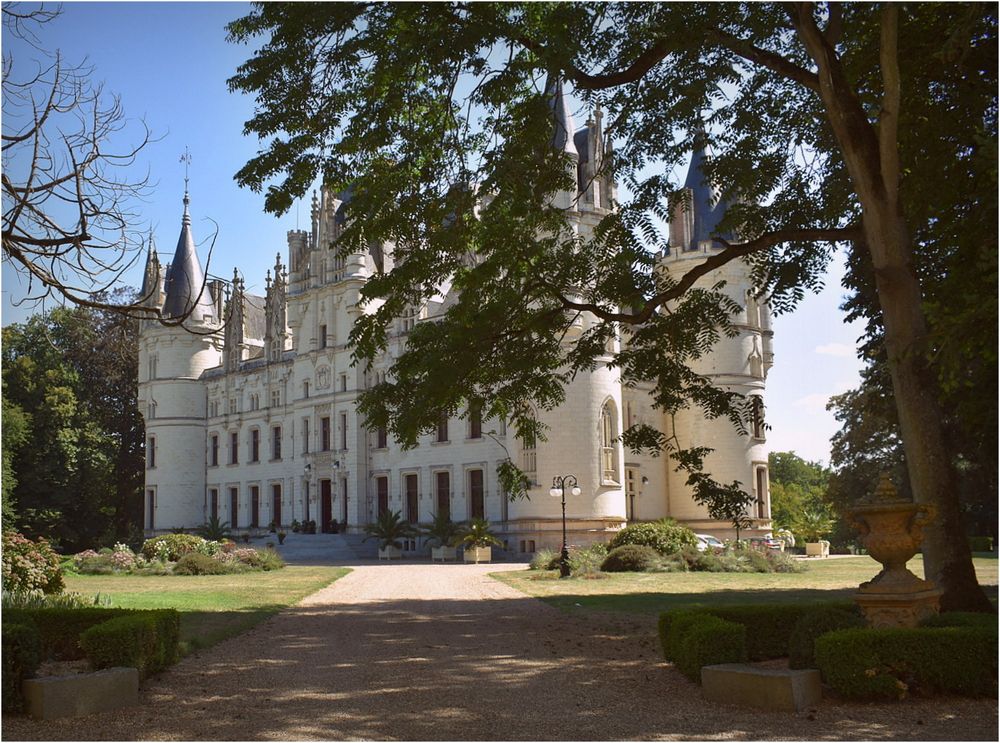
459;518;501;564
423;512;461;562
364;510;415;560
795;509;833;557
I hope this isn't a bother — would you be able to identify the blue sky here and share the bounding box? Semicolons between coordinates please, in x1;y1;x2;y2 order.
1;1;864;464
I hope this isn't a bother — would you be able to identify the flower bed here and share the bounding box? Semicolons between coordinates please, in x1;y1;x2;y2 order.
71;538;283;577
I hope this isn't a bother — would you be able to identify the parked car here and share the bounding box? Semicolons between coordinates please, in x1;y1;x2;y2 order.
748;535;785;552
695;533;725;552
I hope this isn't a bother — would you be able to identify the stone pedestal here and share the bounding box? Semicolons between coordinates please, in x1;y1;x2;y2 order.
853;587;942;628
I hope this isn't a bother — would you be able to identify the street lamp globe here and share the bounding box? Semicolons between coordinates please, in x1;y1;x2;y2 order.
571;486;582;496
549;487;561;498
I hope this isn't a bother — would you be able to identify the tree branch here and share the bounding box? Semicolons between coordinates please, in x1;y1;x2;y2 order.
879;3;900;204
705;27;820;91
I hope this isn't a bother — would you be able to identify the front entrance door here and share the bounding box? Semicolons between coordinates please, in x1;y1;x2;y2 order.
230;488;239;529
469;469;484;520
147;489;155;530
436;471;450;520
320;479;332;531
405;474;418;524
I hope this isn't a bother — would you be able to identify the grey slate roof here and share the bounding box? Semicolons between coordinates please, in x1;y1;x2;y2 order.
546;75;578;157
243;293;266;340
680;137;731;249
162;193;216;321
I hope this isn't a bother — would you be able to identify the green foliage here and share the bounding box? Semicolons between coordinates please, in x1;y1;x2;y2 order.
173;553;232;576
1;530;64;594
1;392;29;530
2;299;143;552
608;519;698;555
601;544;660;573
2;590;95;610
568;543;608;576
792;509;835;544
421;511;462;547
2;607;133;660
1;623;41;712
768;452;835;538
363;510;417;549
196;516;231;542
676;545;806;575
79;609;180;679
251;548;286;572
529;548;559;571
141;534;206;561
788;608;865;669
968;536;994;552
658;610;746;682
815;625;998;700
920;612;998;629
457;519;502;548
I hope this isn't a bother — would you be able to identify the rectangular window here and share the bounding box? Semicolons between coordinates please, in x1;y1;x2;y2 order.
469;469;484;520
272;426;282;460
302;418;310;454
229;398;237;414
251;429;260;462
339;412;347;450
376;426;388;449
405;474;418;524
250;485;260;528
230;431;239;464
321;416;331;451
271;389;280;408
437;412;448;443
229;487;239;529
210;489;218;520
469;405;482;439
752;397;765;439
319;325;327;349
340;374;347;392
272;483;282;527
147;489;155;530
755;467;769;519
376;475;389;518
303;380;310;399
147;437;156;468
436;471;450;520
210;434;219;467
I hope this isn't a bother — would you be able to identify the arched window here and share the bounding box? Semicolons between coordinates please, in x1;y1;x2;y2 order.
600;401;619;483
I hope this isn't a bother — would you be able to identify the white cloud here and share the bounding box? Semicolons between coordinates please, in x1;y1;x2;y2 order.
814;342;856;358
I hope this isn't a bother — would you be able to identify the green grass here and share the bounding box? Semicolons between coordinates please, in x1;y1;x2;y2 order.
493;554;998;615
63;566;349;653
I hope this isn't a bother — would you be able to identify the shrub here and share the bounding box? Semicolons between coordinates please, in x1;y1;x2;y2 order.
788;608;865;669
601;544;659;572
569;543;608;576
529;548;559;570
173;552;231;575
75;554;116;575
255;548;286;571
109;550;137;572
195;539;223;556
920;612;997;629
2;590;93;610
79;610;180;679
1;530;64;594
968;536;994;552
2;623;41;712
2;607;134;660
140;534;206;561
815;625;998;700
674;615;747;682
608;519;698;555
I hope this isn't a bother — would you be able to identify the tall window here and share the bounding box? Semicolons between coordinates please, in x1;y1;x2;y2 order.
469;405;482;439
271;389;281;408
321;416;331;451
319;325;327;349
340;374;347;392
376;426;388;449
209;489;218;520
272;483;282;526
250;485;260;528
376;475;389;518
302;418;310;454
210;434;219;467
229;487;239;529
436;412;449;443
435;471;450;520
230;431;239;464
272;426;282;460
751;396;765;440
520;416;537;481
405;474;418;524
755;466;769;519
251;429;260;462
339;412;347;450
469;469;484;520
147;436;156;468
303;380;310;399
601;402;618;483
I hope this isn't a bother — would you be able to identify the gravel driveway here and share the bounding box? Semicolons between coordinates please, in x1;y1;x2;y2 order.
4;562;996;741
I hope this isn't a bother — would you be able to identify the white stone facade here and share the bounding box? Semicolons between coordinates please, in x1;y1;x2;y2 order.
138;114;773;551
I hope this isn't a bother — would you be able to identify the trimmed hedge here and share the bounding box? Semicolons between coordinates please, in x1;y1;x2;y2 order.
2;623;41;712
815;625;998;699
920;611;997;629
700;601;856;660
788;607;865;669
968;536;994;552
601;544;660;572
79;610;180;679
657;610;746;682
3;607;133;660
609;519;698;555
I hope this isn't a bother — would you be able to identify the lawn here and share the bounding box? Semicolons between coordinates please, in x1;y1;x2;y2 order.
63;566;349;653
492;554;999;615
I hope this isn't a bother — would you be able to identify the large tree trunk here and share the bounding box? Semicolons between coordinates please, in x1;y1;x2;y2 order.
792;6;992;611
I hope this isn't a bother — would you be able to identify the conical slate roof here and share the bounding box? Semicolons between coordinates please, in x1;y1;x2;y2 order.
680;133;731;248
545;74;578;157
162;191;215;321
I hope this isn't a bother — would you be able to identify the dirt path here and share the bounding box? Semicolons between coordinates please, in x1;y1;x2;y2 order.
4;563;996;741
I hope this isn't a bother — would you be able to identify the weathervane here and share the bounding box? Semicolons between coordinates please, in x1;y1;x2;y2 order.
179;147;192;195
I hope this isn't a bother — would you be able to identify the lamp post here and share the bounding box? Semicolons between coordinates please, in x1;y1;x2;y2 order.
549;475;581;578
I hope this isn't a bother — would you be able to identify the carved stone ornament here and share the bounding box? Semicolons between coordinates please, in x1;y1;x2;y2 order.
316;365;331;390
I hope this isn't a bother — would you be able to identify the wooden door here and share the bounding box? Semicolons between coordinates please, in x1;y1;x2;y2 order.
230;488;239;529
251;487;260;528
321;479;332;531
436;471;450;520
469;469;484;520
405;474;418;524
272;484;282;526
341;479;348;524
377;476;389;518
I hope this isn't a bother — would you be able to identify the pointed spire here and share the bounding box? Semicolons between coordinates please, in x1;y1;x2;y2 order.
672;127;731;251
140;233;160;305
545;74;578;157
162;186;215;322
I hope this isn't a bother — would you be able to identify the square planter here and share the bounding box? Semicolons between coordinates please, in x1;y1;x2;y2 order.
432;546;457;562
464;546;492;564
378;545;402;560
805;541;830;558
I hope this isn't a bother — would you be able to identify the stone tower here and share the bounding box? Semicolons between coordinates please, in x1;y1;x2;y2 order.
137;188;222;532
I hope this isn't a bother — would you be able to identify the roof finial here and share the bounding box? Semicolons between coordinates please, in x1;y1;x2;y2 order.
179;147;192;222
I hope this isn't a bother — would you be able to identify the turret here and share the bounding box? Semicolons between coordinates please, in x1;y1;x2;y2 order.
669;131;730;252
264;252;289;363
545;75;581;212
162;190;217;325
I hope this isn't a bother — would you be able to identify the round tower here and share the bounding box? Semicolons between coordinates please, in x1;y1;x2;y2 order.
658;139;772;540
138;189;222;533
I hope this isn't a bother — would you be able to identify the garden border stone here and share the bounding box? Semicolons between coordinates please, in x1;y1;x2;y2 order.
23;666;139;720
701;663;822;712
